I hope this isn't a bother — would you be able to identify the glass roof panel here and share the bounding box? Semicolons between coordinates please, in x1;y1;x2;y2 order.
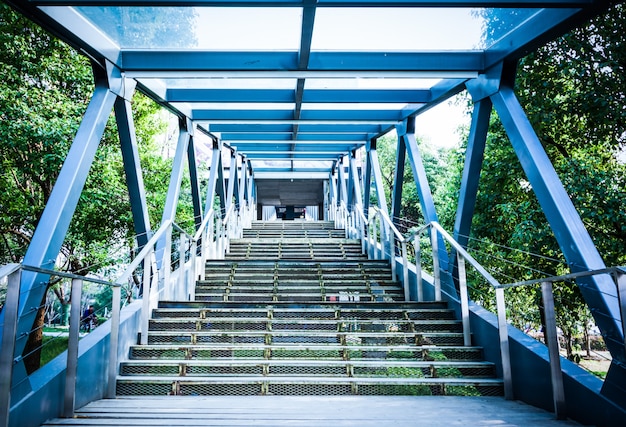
311;8;541;51
140;78;298;90
305;78;440;90
76;7;302;50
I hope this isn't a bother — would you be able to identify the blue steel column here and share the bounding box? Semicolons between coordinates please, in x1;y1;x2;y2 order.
490;87;626;376
369;141;390;215
399;119;452;291
337;159;348;207
187;134;203;230
114;81;152;248
204;138;224;216
156;117;192;287
390;130;407;227
226;150;238;212
363;140;374;216
8;63;119;396
452;99;491;249
348;150;363;209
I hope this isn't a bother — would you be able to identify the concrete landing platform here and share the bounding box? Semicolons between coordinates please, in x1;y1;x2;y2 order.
42;396;583;426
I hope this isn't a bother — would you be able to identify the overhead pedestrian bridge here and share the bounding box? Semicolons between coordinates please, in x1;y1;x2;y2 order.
0;1;624;426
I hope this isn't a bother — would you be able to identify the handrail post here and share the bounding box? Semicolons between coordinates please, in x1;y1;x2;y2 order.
0;267;21;427
495;287;514;400
189;239;197;301
63;278;82;418
140;254;152;345
541;281;567;419
200;227;207;280
457;256;471;346
372;219;378;260
430;225;442;301
359;212;365;254
615;267;626;353
107;285;121;399
388;225;396;281
177;233;186;299
414;237;423;302
401;240;409;301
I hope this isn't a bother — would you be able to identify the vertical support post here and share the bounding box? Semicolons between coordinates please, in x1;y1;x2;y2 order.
372;219;379;260
495;287;514;400
541;281;567;419
107;285;121;399
177;233;186;297
414;238;423;302
63;278;82;418
430;226;441;301
189;239;197;301
140;255;152;346
0;267;21;427
457;257;471;346
401;240;410;302
615;267;626;353
388;225;396;281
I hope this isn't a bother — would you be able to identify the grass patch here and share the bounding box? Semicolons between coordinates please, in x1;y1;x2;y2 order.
41;336;69;365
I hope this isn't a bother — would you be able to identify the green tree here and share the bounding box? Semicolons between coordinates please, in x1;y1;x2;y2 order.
456;4;626;359
0;4;196;371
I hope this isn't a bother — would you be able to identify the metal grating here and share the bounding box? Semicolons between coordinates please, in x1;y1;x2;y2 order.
268;383;352;396
179;383;262;396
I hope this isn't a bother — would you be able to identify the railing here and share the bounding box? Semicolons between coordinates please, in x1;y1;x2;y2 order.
331;203;625;416
0;201;254;426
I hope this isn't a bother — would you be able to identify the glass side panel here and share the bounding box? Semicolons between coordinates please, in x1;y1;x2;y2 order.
76;7;302;49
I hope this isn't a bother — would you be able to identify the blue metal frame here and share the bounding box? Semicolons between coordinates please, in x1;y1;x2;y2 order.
491;86;625;367
7;63;118;399
115;83;152;248
452;98;492;249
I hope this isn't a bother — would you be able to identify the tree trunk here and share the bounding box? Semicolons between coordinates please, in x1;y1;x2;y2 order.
23;292;47;374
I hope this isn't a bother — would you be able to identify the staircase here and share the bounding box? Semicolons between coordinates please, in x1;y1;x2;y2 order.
116;220;503;397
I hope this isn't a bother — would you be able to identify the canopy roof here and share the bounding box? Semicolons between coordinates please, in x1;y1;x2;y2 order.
8;1;612;175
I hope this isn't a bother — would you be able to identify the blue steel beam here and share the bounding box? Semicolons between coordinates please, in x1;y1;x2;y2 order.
7;65;118;398
114;84;152;249
194;108;406;121
490;86;625;366
167;88;431;103
212;124;387;133
120;51;485;72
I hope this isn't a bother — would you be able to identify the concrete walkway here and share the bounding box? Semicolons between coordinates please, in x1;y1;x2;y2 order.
41;396;582;426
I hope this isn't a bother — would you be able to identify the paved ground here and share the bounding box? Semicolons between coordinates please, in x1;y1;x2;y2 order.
42;396;583;426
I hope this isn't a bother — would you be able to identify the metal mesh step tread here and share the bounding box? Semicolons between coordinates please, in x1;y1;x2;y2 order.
120;359;494;369
129;344;480;352
153;306;454;320
116;375;503;386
